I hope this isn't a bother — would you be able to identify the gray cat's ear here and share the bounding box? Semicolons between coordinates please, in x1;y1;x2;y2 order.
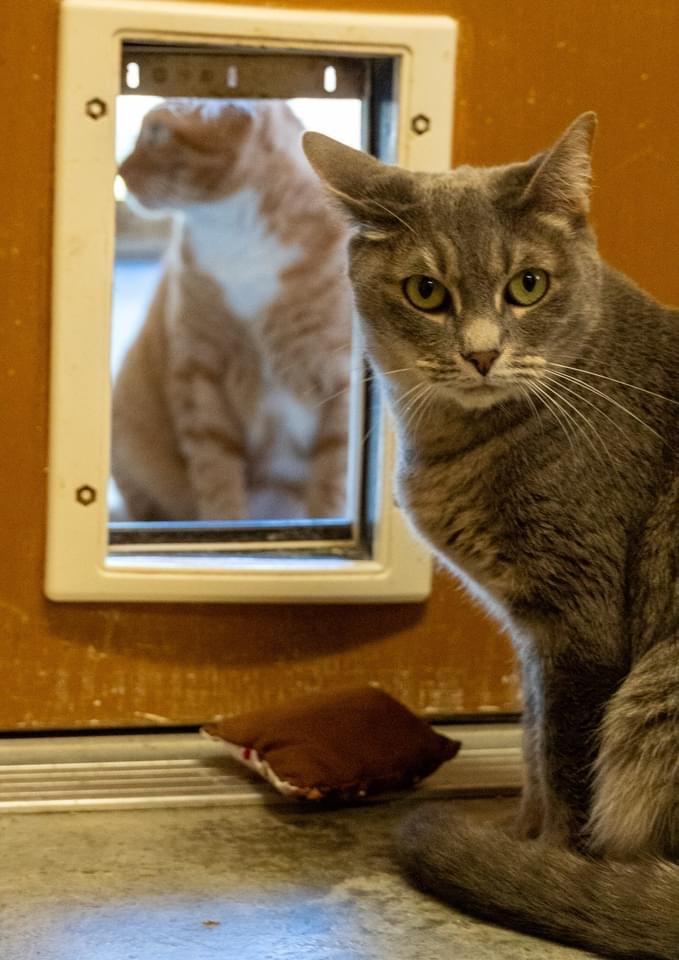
521;112;597;216
303;132;415;232
303;132;381;196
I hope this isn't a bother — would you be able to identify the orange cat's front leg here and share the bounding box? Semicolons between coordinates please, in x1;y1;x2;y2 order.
306;389;350;519
174;367;251;521
185;434;249;521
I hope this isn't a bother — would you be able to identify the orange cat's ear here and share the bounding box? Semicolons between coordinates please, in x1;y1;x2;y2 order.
521;112;597;217
303;132;415;232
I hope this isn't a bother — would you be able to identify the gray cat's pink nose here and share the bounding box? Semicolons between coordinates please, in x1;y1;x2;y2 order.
463;350;500;376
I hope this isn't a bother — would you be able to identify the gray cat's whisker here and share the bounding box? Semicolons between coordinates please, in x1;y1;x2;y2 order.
401;383;435;433
396;380;426;405
380;365;422;378
310;364;418;410
547;362;679;405
314;363;420;434
398;381;429;419
392;384;424;425
402;389;425;426
536;379;613;465
409;384;436;433
529;381;578;455
311;374;373;409
541;373;636;450
276;339;352;381
545;370;667;443
516;383;543;430
352;360;411;381
358;403;382;446
364;197;416;234
548;380;621;467
409;391;435;435
310;384;352;409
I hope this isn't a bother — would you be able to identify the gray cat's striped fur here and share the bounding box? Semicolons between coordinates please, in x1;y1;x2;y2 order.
304;115;678;959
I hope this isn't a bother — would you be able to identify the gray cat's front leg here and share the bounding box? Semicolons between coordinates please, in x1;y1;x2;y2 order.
531;638;624;846
514;659;545;840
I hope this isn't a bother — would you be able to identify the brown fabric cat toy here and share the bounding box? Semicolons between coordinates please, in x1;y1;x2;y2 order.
304;115;678;959
113;99;353;521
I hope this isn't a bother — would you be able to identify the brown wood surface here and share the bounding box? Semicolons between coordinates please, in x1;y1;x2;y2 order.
1;0;677;730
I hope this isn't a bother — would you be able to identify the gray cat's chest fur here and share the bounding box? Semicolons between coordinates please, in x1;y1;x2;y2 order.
394;419;593;627
390;280;676;659
396;434;519;614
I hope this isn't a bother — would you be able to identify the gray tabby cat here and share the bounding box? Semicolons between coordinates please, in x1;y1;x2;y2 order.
303;114;678;959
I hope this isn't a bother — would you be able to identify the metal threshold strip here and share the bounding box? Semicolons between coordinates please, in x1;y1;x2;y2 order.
0;725;522;814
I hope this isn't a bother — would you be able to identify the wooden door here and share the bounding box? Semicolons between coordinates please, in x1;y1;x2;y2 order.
1;0;677;730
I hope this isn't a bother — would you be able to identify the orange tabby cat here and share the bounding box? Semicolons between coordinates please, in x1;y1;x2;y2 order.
112;99;353;521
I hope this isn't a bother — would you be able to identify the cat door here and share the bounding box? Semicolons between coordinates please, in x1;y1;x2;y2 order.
47;0;456;601
109;44;385;555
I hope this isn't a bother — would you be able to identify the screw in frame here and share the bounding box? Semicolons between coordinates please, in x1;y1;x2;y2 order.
76;485;97;506
410;114;431;135
85;98;107;120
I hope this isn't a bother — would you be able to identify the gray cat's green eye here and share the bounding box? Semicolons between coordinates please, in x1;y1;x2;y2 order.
403;275;451;313
505;269;550;307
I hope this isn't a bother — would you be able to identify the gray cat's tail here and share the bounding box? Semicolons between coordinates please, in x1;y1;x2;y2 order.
395;806;679;960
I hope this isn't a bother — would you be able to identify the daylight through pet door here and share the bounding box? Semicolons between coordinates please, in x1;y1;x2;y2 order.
47;0;456;602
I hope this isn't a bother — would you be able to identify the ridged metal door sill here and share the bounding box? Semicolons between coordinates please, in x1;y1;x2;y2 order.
0;725;522;814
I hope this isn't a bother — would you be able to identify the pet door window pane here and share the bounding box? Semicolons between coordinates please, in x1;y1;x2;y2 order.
109;44;397;558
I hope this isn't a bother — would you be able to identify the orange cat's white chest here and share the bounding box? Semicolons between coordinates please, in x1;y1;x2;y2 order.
249;386;319;518
184;189;302;318
254;386;318;454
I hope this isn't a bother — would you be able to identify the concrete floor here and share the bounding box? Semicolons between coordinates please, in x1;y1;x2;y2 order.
0;797;596;960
